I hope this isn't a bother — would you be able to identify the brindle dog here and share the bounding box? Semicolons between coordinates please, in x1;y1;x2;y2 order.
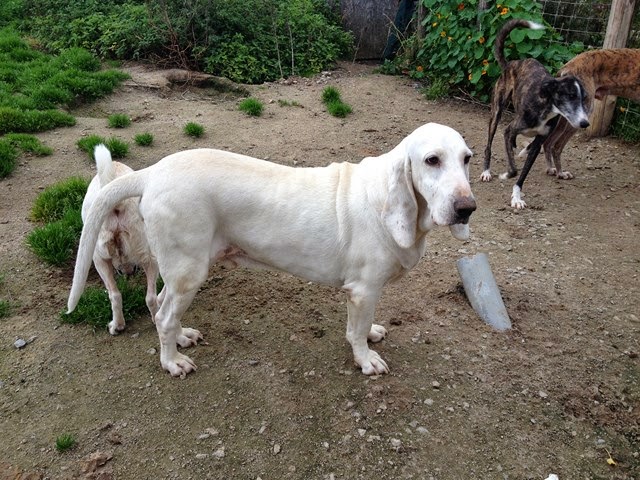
481;19;590;209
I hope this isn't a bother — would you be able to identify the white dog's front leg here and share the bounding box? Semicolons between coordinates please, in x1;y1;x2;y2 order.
154;293;198;377
345;292;389;375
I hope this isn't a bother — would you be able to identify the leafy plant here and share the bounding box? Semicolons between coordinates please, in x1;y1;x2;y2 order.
134;132;154;146
321;86;341;104
55;434;76;453
610;100;640;143
395;0;583;102
26;209;83;266
184;122;205;138
4;133;53;155
62;274;151;329
105;137;128;158
238;97;264;117
77;134;106;159
421;78;450;100
108;113;131;128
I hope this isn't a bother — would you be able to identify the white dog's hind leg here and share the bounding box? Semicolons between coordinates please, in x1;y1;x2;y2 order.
346;291;389;375
94;256;126;335
143;261;160;322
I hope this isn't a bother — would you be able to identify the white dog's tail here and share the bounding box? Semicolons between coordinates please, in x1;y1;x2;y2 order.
67;168;148;313
95;144;117;187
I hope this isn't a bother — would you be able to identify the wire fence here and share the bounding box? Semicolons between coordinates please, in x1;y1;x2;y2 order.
539;0;640;142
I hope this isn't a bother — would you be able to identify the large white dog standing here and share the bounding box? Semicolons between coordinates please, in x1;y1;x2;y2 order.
68;123;476;377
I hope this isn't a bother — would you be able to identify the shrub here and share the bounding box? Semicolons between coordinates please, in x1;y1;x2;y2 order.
184;122;205;138
134;132;153;146
321;86;341;104
108;113;131;128
105;137;129;158
326;100;352;118
4;133;53;155
238;97;264;117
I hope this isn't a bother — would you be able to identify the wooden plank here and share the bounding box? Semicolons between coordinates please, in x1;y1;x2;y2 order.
587;0;636;136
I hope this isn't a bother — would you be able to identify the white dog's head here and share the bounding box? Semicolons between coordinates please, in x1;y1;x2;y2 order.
382;123;476;248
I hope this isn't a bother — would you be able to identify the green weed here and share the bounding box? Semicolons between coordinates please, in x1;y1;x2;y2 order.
108;113;131;128
134;132;153;146
0;300;10;318
55;434;76;453
321;86;352;118
31;177;88;223
0;139;18;178
26;209;83;266
184;122;205;138
238;97;264;117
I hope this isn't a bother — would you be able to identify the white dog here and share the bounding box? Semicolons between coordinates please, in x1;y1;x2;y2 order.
69;123;476;377
82;145;159;335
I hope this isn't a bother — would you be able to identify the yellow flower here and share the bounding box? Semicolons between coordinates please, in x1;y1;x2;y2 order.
437;13;441;19
440;31;447;37
432;22;438;27
416;65;424;72
620;106;626;112
501;7;509;14
479;36;486;44
448;36;453;41
482;70;487;75
468;73;472;81
482;59;489;66
497;4;502;8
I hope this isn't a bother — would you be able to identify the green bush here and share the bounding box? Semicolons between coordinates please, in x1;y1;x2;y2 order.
77;134;106;159
55;434;76;453
4;133;53;155
238;97;264;117
321;86;352;118
105;137;128;158
321;86;341;104
396;0;582;102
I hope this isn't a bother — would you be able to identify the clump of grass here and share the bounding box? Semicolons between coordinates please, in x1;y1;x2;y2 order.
107;113;131;128
238;97;264;117
77;135;106;159
278;99;302;108
26;209;83;266
5;133;53;156
62;274;151;329
0;139;18;178
105;138;129;158
0;300;9;318
184;122;205;138
77;136;128;160
134;132;153;146
321;86;352;118
421;78;450;101
31;176;89;223
55;434;76;453
28;177;88;266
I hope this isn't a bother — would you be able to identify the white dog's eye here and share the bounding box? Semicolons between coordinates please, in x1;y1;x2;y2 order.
424;155;440;166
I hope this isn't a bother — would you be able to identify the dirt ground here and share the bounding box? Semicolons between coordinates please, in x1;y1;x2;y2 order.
0;61;638;480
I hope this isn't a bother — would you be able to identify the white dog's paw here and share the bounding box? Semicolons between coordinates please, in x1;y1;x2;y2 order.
556;170;574;180
480;170;492;182
367;324;387;343
357;349;389;375
161;352;197;377
177;327;203;348
108;320;125;336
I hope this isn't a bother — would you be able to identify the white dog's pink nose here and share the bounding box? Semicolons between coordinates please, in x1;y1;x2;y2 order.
454;196;477;223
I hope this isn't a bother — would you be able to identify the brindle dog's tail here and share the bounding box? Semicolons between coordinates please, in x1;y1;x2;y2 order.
494;19;544;70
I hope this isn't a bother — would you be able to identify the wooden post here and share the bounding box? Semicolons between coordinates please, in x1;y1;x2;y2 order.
587;0;636;137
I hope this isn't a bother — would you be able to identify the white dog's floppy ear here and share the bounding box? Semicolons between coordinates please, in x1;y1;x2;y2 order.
382;157;418;248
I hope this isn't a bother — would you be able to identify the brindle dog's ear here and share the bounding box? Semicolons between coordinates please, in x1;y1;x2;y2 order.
540;79;556;99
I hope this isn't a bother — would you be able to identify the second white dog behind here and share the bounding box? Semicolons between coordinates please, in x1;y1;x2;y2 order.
82;145;159;335
70;123;476;378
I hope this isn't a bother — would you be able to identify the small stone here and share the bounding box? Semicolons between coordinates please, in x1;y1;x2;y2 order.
539;391;548;399
390;438;402;449
273;443;281;455
195;453;208;460
13;338;26;349
431;381;440;389
146;348;157;355
213;447;225;459
424;398;434;406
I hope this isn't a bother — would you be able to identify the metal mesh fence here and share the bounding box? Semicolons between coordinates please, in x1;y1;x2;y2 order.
539;0;640;141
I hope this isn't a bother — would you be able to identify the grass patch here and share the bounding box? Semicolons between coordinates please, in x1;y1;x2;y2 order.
321;86;352;118
55;434;76;453
26;209;83;266
31;176;88;223
4;133;53;156
0;138;18;178
105;138;129;158
278;99;302;108
184;122;205;138
421;78;450;101
0;300;9;318
238;97;264;117
107;113;131;128
134;132;153;146
77;135;128;159
62;274;151;329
